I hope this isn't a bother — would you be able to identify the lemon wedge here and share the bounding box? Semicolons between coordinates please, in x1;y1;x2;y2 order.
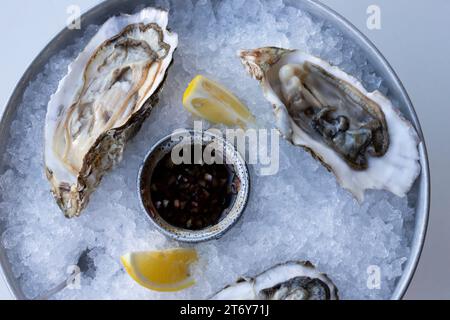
121;248;198;292
183;75;255;128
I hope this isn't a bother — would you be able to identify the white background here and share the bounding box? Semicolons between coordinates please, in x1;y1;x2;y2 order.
0;0;448;300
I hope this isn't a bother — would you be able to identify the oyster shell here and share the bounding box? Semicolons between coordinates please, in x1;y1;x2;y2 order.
211;261;338;300
239;47;421;201
45;8;178;217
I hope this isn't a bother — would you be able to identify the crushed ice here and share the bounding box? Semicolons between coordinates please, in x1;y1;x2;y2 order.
0;0;414;299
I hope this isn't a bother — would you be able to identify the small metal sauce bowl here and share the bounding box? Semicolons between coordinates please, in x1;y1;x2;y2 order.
137;129;250;243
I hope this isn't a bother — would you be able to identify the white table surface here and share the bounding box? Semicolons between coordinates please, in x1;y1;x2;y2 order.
0;0;448;300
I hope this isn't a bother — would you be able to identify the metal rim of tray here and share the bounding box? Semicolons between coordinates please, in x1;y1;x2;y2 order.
0;0;430;300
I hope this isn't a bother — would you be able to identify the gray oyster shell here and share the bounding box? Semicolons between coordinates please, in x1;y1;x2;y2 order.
211;261;339;300
239;47;420;201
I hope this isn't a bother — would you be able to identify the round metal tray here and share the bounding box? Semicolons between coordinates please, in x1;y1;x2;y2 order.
0;0;430;300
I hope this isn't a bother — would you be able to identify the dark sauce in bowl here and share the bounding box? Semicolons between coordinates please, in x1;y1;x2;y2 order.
147;147;238;230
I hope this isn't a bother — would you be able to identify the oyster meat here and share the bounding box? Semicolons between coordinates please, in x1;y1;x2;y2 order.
45;8;178;217
239;47;421;201
211;261;338;300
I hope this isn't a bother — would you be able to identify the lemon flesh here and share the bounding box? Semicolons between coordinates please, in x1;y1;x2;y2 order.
183;75;255;128
121;248;198;292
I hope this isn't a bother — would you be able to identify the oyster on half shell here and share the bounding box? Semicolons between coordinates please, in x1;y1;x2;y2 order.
239;47;421;201
211;261;338;300
45;8;178;217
